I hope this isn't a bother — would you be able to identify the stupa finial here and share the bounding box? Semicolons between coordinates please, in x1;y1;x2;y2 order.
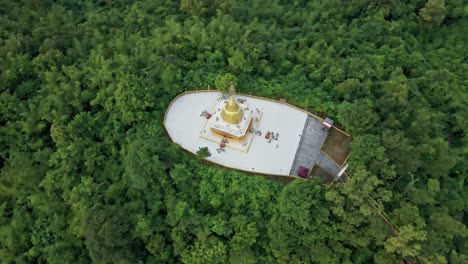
229;82;236;94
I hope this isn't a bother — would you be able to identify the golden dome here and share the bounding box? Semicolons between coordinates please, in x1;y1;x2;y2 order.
221;83;243;124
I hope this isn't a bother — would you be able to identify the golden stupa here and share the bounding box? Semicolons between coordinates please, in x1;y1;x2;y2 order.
221;83;244;124
209;83;253;142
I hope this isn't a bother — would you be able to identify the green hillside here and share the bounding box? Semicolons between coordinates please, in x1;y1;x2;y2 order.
0;0;466;263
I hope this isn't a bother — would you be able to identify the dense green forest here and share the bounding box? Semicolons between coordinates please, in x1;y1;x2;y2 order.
0;0;466;263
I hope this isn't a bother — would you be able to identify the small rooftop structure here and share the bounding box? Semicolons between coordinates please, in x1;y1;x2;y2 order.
297;166;309;178
335;164;349;182
322;117;334;129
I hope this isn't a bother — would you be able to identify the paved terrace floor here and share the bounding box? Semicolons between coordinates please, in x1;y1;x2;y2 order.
164;91;308;175
165;91;344;179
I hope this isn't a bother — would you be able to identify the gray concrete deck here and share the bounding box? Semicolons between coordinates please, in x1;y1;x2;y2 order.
289;115;344;180
289;116;329;176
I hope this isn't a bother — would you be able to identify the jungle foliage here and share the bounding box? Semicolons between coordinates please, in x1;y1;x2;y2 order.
0;0;466;263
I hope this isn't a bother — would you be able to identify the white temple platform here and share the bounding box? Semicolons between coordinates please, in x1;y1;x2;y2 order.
200;100;262;153
164;91;308;176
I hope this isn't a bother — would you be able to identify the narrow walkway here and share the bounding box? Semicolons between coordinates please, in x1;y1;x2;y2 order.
315;153;341;178
289;116;329;176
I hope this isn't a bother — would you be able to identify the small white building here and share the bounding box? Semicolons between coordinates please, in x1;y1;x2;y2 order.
322;117;334;129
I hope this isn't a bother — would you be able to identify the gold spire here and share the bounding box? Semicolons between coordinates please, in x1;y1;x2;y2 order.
221;83;243;124
229;82;236;94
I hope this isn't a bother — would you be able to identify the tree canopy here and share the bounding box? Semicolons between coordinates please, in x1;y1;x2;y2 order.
0;0;466;263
